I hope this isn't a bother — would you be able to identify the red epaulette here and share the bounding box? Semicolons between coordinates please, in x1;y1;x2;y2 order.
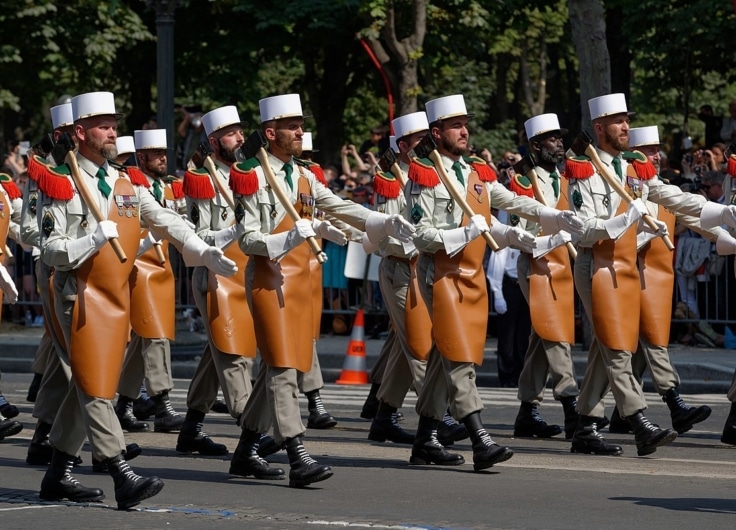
37;163;75;201
229;160;260;196
728;154;736;178
372;171;401;198
27;154;51;182
508;173;534;198
170;179;184;199
564;156;595;179
623;151;657;180
407;157;440;187
123;166;150;187
294;158;327;186
0;173;22;200
183;167;216;199
469;162;497;183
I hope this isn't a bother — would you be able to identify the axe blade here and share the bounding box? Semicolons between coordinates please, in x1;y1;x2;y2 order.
190;141;214;169
241;130;268;160
725;142;736;159
51;132;74;165
34;133;56;158
568;131;594;157
377;147;397;173
513;154;536;176
411;133;436;159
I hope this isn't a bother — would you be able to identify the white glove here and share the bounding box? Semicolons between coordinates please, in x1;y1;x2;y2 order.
214;222;245;249
314;219;347;246
716;230;736;255
361;232;380;254
443;214;489;257
181;236;237;277
493;295;507;315
265;219;317;261
640;217;669;237
602;198;648;239
136;232;157;258
490;223;536;253
365;212;415;244
180;215;196;230
539;207;584;237
532;230;572;259
0;263;18;304
67;220;119;265
701;202;736;230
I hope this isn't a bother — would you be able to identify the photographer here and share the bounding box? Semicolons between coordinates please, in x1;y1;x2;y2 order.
176;104;206;170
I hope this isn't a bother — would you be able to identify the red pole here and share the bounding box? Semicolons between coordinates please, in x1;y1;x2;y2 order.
359;38;395;131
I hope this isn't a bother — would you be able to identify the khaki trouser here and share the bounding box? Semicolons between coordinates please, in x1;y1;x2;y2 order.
118;332;174;399
516;253;578;404
414;254;483;421
376;256;426;408
631;339;679;396
574;250;646;417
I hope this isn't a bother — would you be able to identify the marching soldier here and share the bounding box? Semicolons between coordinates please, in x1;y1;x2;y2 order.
405;95;584;471
230;93;414;487
37;91;237;509
511;113;580;439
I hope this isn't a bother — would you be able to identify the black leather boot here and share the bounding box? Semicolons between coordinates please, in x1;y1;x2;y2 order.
106;454;164;510
368;402;415;444
26;421;53;465
230;428;285;480
560;396;579;440
257;433;282;458
570;415;622;455
0;412;22;441
663;388;712;434
27;372;43;403
115;396;149;432
360;382;381;420
284;436;333;488
93;443;143;472
210;398;229;414
151;391;184;433
176;409;228;456
608;407;633;434
628;410;677;456
40;449;104;502
721;402;736;445
463;412;514;471
410;415;464;466
437;409;469;446
0;392;19;418
513;402;562;438
305;390;337;429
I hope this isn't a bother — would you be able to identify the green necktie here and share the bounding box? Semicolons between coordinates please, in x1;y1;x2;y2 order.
282;163;294;191
451;161;465;186
550;171;560;199
95;167;111;198
152;179;163;203
611;156;623;180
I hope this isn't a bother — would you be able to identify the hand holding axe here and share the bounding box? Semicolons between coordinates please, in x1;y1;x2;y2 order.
191;141;236;212
513;155;577;259
412;134;499;251
567;132;674;251
241;130;327;264
377;148;407;189
52;133;127;263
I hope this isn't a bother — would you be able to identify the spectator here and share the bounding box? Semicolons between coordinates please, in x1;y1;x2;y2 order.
698;104;723;148
358;125;389;158
341;144;368;177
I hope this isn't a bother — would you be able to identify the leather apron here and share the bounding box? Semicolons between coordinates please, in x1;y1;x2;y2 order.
529;179;575;343
251;175;314;372
591;195;641;352
405;255;432;360
637;204;676;347
129;233;175;340
0;191;9;312
432;170;489;365
310;236;323;339
70;178;141;399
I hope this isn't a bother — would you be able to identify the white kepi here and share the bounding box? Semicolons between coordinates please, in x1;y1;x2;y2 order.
588;93;629;120
259;94;304;123
425;94;472;123
629;126;660;148
116;136;136;156
71;91;123;121
50;102;74;129
302;132;316;152
524;113;565;140
392;111;429;139
201;105;244;137
134;129;168;150
389;135;398;153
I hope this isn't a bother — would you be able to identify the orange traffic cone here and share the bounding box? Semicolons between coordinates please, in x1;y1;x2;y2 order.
336;309;369;385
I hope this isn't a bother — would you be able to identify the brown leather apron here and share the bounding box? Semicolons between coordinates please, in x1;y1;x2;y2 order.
251;175;314;372
638;204;676;347
432;170;489;365
405;255;432;360
310;237;323;339
0;191;9;312
591;195;641;352
529;179;575;343
70;178;141;399
129;234;175;340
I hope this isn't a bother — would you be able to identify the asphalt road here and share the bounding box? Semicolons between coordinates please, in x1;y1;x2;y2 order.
1;374;735;529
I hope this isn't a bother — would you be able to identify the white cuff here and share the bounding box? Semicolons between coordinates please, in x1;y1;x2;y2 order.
265;231;291;261
361;232;380;254
181;236;209;267
443;226;470;257
603;214;630;240
539;206;560;235
365;211;388;245
489;223;511;250
67;234;97;266
700;201;726;230
636;231;656;251
716;230;736;255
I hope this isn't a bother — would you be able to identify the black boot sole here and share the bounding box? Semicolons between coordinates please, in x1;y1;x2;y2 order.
721;427;736;445
229;464;285;480
409;447;465;466
673;406;712;434
176;439;229;456
570;444;623;456
307;417;338;429
116;479;164;510
0;422;22;440
513;426;563;438
288;468;334;488
39;490;105;503
472;447;514;471
636;429;678;456
367;426;414;445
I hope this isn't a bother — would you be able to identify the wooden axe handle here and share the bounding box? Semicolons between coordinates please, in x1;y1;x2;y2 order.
583;145;674;251
202;156;236;211
153;242;166;265
427;150;499;251
524;167;577;260
66;151;127;263
255;148;327;264
390;162;407;190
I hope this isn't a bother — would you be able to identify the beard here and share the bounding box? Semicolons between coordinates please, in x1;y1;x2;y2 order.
438;131;467;157
217;139;238;164
604;126;628;152
539;145;562;165
143;158;167;179
273;130;303;157
88;135;117;160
